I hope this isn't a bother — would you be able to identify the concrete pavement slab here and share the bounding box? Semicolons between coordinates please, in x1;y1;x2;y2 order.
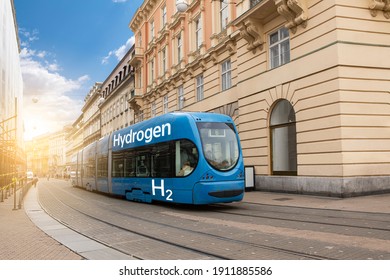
23;186;134;260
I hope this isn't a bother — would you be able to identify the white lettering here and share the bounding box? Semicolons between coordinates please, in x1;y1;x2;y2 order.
113;134;121;147
152;179;165;196
162;123;171;137
145;128;153;143
153;126;161;138
113;123;172;148
136;130;144;142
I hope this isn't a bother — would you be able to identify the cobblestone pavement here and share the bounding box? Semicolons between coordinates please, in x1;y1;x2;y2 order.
37;180;390;260
0;187;82;260
1;179;389;260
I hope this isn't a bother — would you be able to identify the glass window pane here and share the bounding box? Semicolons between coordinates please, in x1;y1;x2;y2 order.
175;140;199;177
281;41;290;64
269;28;290;69
280;27;289;39
136;152;150;177
270;99;296;126
272;125;297;173
125;151;135;177
270;45;279;68
270;32;279;45
151;143;172;177
270;99;297;175
112;155;124;177
197;122;239;172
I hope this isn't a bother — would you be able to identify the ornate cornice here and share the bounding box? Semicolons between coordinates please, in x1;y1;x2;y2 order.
369;0;390;19
274;0;308;33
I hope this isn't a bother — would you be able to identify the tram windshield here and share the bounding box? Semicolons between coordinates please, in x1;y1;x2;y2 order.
197;122;239;171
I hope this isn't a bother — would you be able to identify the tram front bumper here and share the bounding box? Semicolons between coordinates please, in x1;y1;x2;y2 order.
193;180;244;204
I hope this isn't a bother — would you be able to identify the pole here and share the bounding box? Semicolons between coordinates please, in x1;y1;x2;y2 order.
13;182;17;210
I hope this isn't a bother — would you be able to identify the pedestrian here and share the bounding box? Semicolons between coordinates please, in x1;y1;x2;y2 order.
33;175;38;187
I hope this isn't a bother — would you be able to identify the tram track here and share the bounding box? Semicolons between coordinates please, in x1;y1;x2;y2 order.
39;186;228;260
210;206;390;233
39;185;336;260
240;201;390;223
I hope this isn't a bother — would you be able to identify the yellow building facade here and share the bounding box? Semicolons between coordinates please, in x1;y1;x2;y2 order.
128;0;390;196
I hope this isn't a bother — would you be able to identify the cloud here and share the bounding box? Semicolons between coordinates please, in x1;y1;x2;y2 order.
102;36;134;64
112;0;128;2
19;28;39;47
20;43;87;140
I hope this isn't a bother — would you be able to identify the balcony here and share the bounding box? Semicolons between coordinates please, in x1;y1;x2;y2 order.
128;47;144;67
128;88;144;111
234;0;308;51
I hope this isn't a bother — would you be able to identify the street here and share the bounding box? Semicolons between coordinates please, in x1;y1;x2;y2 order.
35;179;390;260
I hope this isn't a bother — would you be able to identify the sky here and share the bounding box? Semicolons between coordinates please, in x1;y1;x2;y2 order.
13;0;144;140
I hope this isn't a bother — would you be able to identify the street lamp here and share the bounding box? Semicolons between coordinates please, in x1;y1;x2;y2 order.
176;0;189;13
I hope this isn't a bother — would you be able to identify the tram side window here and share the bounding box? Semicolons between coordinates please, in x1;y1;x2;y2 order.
97;156;108;178
175;139;198;176
125;150;135;177
136;152;150;177
151;142;171;177
89;156;96;177
111;139;198;178
112;154;124;177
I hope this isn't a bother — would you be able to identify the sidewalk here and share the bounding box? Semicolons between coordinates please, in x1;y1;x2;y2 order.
0;187;82;260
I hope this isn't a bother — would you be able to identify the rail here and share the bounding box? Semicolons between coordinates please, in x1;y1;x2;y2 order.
0;173;32;210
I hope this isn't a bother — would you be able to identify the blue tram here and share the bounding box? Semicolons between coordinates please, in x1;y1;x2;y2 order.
72;112;245;204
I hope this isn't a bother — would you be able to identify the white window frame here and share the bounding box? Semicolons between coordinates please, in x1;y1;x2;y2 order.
220;1;228;31
148;59;155;85
161;5;167;27
161;47;166;75
178;85;184;110
195;17;202;50
177;33;182;63
269;27;290;69
163;95;169;114
221;59;232;91
196;74;204;101
151;102;156;117
150;20;155;42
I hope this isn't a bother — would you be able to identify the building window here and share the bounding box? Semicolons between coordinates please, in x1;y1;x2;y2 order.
150;20;155;42
178;85;184;110
196;75;204;101
270;99;297;176
161;47;166;75
177;33;182;63
220;1;228;30
151;102;156;117
163;95;168;114
269;27;290;69
221;59;231;91
195;17;202;50
148;58;155;85
138;31;142;47
136;110;144;123
161;5;167;27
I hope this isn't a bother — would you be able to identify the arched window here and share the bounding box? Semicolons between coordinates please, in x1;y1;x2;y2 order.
270;99;297;175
